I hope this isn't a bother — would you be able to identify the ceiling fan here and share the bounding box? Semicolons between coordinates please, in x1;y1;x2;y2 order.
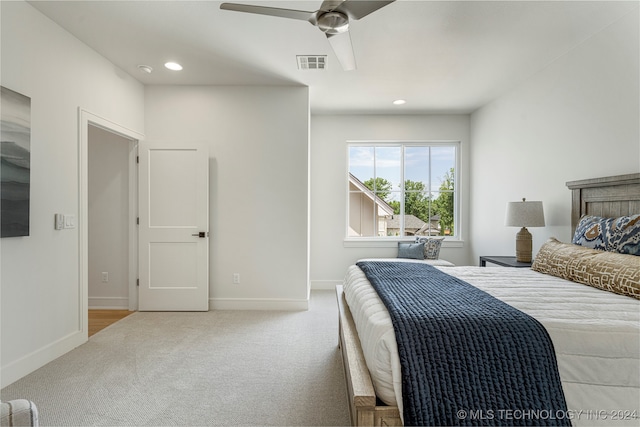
220;0;396;71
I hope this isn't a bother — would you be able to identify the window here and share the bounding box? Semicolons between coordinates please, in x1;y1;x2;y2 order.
347;142;458;239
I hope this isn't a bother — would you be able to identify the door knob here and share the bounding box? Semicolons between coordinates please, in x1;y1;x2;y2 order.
192;232;206;238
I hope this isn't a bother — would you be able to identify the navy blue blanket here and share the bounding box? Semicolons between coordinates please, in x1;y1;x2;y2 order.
356;261;569;426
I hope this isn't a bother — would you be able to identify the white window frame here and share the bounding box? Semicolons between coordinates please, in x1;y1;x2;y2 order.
345;140;461;247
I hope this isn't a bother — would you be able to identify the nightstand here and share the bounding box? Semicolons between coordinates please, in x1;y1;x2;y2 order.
479;256;532;268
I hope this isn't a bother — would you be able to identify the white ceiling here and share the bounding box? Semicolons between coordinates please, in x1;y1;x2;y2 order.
28;0;638;114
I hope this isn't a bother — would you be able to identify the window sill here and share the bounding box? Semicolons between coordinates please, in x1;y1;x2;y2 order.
343;238;464;249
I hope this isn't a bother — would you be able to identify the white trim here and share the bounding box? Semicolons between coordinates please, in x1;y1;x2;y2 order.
128;141;139;311
0;331;85;388
310;280;342;290
343;238;465;248
306;101;311;301
88;297;130;310
209;298;309;311
79;109;144;337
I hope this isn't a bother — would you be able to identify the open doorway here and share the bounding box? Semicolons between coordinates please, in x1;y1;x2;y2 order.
79;110;143;339
87;125;133;315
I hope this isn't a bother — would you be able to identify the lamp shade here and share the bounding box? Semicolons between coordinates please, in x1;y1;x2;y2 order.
505;199;545;227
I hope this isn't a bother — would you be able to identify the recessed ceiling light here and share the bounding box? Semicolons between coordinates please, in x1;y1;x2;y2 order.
164;62;183;71
138;65;153;74
393;99;406;105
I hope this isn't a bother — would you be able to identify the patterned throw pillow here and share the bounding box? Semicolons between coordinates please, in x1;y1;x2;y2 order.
532;237;639;299
572;214;640;255
414;236;444;260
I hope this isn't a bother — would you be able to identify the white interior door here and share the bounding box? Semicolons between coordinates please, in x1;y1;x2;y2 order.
138;142;209;311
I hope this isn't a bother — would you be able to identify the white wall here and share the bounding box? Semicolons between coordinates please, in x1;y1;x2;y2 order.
0;1;144;386
144;86;310;310
310;114;471;288
469;7;639;264
88;126;131;309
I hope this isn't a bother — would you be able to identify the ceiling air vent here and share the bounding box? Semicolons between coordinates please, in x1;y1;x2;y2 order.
297;55;327;70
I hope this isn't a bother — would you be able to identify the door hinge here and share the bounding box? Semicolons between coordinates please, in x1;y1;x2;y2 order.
136;155;139;164
137;217;139;225
136;279;139;287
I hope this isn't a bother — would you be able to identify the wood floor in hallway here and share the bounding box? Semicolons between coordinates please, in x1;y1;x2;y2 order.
88;309;134;337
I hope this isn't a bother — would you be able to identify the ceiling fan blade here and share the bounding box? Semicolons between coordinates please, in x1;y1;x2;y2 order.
327;31;356;71
318;0;347;13
336;0;395;20
220;3;314;22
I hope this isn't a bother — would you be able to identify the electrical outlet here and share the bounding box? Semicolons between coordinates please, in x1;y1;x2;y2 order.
101;272;109;283
233;273;240;284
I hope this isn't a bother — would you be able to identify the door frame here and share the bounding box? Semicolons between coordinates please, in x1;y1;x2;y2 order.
78;109;144;334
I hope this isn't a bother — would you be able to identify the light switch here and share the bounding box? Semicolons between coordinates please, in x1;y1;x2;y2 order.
54;214;64;230
64;215;76;229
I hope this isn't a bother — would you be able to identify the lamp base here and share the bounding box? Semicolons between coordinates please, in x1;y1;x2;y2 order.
515;227;532;263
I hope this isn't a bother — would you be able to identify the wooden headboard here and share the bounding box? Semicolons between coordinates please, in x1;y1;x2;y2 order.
566;173;640;231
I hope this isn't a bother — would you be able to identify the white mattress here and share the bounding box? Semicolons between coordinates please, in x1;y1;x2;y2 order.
343;260;640;426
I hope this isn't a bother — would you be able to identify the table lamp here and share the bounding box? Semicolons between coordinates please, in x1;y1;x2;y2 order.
505;198;545;263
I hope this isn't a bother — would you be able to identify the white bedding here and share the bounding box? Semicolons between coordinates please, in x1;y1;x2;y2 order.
343;260;640;426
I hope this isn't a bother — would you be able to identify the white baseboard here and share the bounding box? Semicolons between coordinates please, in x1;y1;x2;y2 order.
88;297;129;309
310;280;342;290
1;330;86;388
209;297;309;311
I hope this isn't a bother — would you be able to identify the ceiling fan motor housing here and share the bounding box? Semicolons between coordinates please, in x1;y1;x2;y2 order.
317;11;349;34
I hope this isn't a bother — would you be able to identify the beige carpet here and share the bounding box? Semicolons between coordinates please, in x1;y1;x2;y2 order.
1;291;351;426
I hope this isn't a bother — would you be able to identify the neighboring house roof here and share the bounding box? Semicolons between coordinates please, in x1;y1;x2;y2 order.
415;217;442;236
386;215;426;230
348;173;395;216
388;214;443;236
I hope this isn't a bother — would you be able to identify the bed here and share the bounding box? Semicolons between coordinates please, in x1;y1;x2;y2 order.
336;173;640;426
